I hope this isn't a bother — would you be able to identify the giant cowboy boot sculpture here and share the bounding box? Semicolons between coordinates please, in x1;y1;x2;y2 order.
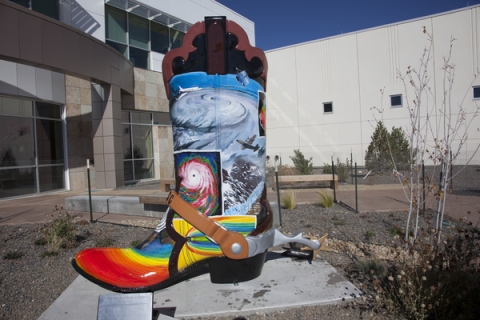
72;17;321;293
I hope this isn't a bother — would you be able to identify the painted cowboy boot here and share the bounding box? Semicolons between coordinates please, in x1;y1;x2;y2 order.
72;17;320;293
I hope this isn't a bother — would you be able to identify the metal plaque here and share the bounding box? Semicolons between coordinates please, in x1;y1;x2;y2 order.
97;292;152;320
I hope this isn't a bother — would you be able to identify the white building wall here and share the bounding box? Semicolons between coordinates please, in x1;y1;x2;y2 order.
266;5;480;167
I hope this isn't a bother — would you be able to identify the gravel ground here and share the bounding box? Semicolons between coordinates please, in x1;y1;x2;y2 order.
0;201;472;320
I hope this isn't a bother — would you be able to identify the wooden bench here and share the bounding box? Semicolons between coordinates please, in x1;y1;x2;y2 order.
160;178;176;192
273;174;338;190
139;191;169;205
139;178;175;206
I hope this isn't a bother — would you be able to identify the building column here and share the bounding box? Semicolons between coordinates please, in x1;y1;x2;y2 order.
92;83;124;188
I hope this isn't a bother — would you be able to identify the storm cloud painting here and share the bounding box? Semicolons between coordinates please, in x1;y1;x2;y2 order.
169;72;266;216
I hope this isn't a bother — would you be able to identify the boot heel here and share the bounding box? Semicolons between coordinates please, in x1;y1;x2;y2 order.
208;252;267;284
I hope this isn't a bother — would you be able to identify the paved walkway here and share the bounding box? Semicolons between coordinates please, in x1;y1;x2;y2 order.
0;184;478;226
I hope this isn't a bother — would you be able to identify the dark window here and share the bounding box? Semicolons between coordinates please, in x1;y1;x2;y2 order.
9;0;29;8
171;30;185;49
151;22;170;54
10;0;58;19
106;40;128;57
129;47;149;69
105;5;127;44
32;0;58;20
391;95;402;107
153;113;171;125
323;102;333;113
474;86;480;99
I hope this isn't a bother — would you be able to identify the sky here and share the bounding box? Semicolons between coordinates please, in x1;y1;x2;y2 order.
216;0;480;51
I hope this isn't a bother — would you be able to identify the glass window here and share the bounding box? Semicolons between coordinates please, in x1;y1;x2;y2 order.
123;160;134;181
391;95;402;107
323;102;333;113
35;101;62;119
151;22;170;54
0;116;35;167
131;112;151;124
0;97;65;199
0;97;33;116
473;86;480;99
129;47;149;69
9;0;29;8
32;0;58;20
39;165;64;192
122;124;131;159
129;14;149;50
133;159;154;180
122;111;155;182
171;30;185;49
153;112;171;125
132;125;153;159
0;167;36;198
106;5;127;44
106;40;128;58
36;119;64;165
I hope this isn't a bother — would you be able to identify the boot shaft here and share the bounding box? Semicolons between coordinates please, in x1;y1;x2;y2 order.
162;17;270;222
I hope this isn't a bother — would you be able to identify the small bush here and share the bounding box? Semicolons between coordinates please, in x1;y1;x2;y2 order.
281;190;297;209
323;158;351;182
40;251;58;258
318;191;333;208
34;238;48;246
365;230;376;238
95;238;115;247
290;149;313;175
389;226;403;236
130;240;142;247
42;207;77;252
3;251;23;260
371;228;480;319
355;259;387;278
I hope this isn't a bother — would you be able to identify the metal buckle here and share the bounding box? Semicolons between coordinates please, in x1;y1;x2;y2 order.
167;191;175;205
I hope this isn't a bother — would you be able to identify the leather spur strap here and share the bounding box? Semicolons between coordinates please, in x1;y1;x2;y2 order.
167;191;249;260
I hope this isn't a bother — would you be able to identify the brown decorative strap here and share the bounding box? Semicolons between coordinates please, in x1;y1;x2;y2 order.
167;191;249;260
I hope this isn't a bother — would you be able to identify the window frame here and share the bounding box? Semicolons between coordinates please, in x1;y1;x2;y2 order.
323;102;333;114
122;111;156;182
105;3;187;69
473;86;480;99
390;94;403;108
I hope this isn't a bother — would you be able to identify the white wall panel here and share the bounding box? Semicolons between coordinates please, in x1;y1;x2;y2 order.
0;60;18;96
16;64;36;98
35;68;53;101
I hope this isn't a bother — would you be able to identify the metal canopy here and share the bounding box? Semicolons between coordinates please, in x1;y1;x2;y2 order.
105;0;191;32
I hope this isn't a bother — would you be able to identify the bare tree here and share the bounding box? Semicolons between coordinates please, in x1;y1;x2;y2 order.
372;27;480;245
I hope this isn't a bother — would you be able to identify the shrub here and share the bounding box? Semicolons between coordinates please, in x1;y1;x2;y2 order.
389;226;403;237
95;238;115;247
290;149;313;175
318;191;333;208
323;162;332;174
365;230;376;238
281;190;297;209
323;158;351;182
40;251;58;258
365;121;410;172
355;259;387;278
130;240;142;247
3;251;23;260
42;207;77;252
372;228;480;319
